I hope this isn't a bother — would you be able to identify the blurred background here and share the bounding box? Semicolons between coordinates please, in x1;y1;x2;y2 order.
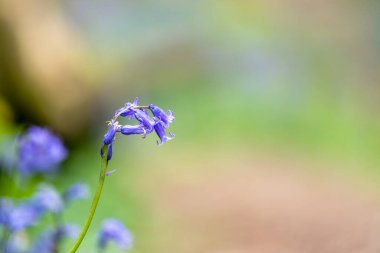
1;0;380;252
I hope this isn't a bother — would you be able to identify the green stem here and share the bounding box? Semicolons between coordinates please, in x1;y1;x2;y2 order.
69;145;109;253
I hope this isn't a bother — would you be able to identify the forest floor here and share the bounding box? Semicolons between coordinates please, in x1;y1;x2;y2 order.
139;148;380;253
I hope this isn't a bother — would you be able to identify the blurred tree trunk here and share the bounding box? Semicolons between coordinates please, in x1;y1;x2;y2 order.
0;1;93;143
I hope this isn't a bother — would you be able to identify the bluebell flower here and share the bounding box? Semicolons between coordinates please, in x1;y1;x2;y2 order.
101;98;175;161
114;97;139;118
18;126;67;176
103;121;120;145
120;125;148;136
149;104;175;128
63;183;89;203
134;110;155;131
153;121;174;146
31;184;64;214
97;219;133;250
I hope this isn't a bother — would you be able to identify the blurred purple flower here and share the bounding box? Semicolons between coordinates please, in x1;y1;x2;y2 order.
57;224;80;239
7;201;40;231
97;219;133;250
1;197;44;232
31;224;79;253
30;228;55;253
31;184;64;214
63;183;89;203
18;126;67;176
1;185;65;233
0;198;13;228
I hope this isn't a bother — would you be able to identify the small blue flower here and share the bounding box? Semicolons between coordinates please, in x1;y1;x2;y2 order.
98;219;133;250
63;183;89;203
153;121;174;146
114;97;139;117
120;125;147;136
134;110;155;131
7;201;40;231
31;184;64;214
103;121;120;145
149;104;175;128
18;126;67;176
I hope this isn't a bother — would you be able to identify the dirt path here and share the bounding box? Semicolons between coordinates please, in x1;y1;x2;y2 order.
137;149;380;253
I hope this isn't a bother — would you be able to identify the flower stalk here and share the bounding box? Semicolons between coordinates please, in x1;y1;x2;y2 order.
69;145;109;253
69;98;175;253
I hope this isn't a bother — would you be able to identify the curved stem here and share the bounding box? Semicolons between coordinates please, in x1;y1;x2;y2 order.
69;145;109;253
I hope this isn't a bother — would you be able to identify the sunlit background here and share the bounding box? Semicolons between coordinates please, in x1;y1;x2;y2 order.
1;0;380;252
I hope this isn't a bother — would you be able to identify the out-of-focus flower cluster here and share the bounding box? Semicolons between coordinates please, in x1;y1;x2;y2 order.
18;126;68;176
0;183;88;253
0;126;134;253
98;219;133;250
102;98;175;161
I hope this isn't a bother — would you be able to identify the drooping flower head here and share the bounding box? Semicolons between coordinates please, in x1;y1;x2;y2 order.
97;219;133;250
101;98;175;162
18;126;67;176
